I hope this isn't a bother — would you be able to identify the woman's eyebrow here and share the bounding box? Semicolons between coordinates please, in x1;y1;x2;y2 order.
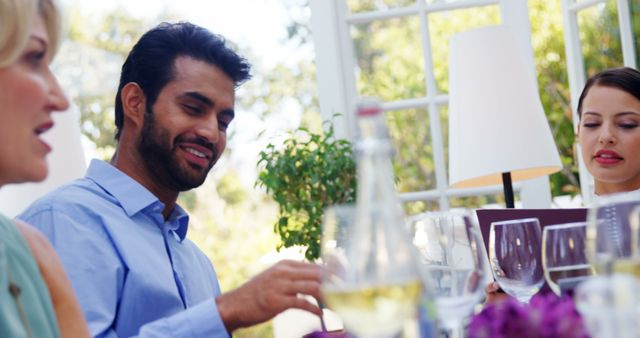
615;111;640;118
29;35;48;49
581;112;601;117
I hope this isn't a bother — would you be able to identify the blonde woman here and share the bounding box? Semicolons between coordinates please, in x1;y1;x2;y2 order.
0;0;89;337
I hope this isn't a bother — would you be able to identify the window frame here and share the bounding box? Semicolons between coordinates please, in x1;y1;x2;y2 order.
560;0;637;204
311;0;621;209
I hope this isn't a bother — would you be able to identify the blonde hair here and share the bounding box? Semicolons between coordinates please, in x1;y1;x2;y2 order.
0;0;62;67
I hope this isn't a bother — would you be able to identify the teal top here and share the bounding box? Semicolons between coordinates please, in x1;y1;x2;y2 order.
0;214;61;338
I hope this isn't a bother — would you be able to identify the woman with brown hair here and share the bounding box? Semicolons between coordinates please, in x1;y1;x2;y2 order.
576;67;640;196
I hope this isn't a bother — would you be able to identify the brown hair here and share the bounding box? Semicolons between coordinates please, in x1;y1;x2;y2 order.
577;67;640;118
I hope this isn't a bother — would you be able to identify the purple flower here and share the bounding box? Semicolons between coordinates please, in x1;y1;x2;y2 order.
469;293;589;338
302;330;348;338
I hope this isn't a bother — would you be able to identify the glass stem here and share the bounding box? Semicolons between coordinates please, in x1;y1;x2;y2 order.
443;323;464;338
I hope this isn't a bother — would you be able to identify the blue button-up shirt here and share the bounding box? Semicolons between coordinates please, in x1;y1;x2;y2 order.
19;160;230;338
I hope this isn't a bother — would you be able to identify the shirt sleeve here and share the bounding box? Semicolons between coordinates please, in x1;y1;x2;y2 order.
137;299;230;338
19;207;231;338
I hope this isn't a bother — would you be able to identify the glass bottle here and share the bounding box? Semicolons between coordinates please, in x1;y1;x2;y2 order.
351;98;419;285
322;98;422;338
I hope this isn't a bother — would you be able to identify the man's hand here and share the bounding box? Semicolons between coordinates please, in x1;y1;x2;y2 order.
216;259;322;333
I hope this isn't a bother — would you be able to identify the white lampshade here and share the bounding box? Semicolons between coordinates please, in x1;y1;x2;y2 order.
448;25;561;189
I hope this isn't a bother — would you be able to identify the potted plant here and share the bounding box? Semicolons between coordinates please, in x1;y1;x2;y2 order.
256;120;356;261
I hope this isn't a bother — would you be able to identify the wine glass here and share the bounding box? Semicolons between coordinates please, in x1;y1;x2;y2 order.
587;191;640;277
410;209;489;337
489;218;544;302
321;205;422;338
574;274;640;338
542;221;594;296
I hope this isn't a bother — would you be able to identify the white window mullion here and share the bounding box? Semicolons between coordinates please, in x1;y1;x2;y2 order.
423;0;497;13
380;96;448;112
417;2;449;210
561;0;594;204
336;0;361;142
568;0;606;11
310;0;350;139
346;5;419;24
617;0;638;68
561;0;588;130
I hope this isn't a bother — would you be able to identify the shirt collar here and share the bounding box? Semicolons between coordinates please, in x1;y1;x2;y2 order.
85;159;190;241
164;203;189;240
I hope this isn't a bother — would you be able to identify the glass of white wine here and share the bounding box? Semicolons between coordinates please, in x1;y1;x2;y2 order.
410;209;489;337
321;205;422;338
587;191;640;278
542;222;594;296
489;218;544;303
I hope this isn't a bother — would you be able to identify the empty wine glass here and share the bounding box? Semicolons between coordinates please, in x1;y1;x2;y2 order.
410;209;489;337
587;191;640;278
542;222;594;296
321;205;422;338
489;218;544;303
574;274;640;338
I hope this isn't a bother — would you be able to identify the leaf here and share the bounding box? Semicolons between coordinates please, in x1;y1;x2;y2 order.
255;119;356;260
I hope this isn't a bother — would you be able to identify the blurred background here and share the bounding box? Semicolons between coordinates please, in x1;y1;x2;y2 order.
12;0;640;336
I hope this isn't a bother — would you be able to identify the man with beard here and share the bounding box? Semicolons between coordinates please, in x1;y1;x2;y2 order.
18;22;323;338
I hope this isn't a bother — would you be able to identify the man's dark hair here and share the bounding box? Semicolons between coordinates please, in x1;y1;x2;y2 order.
114;22;252;140
577;67;640;118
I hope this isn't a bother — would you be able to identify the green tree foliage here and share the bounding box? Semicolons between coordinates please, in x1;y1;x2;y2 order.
256;121;357;260
184;174;278;338
68;8;145;55
216;171;248;206
635;1;640;67
64;7;148;157
530;0;580;196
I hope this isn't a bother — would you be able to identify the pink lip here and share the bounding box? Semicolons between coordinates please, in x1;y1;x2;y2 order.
34;121;54;154
178;143;213;159
39;139;52;154
35;121;54;134
594;149;623;165
178;143;213;168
